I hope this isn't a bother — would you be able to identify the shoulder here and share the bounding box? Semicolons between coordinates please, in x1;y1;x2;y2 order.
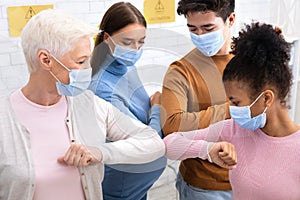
209;119;239;142
73;91;112;116
0;94;12;112
75;90;110;105
167;48;209;73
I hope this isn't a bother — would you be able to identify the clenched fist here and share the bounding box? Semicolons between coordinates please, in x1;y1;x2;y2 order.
208;142;237;170
57;144;102;166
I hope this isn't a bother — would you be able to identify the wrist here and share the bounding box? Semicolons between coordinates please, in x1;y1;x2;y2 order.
206;142;215;163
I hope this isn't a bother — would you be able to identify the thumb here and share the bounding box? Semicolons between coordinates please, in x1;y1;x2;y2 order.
57;156;67;165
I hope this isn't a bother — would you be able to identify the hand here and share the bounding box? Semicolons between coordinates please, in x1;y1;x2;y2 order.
57;144;102;166
208;142;237;170
150;91;161;106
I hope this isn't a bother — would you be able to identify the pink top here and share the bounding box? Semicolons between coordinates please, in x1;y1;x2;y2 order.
10;90;85;200
164;119;300;200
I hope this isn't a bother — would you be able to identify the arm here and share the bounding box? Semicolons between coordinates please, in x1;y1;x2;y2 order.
148;91;163;138
161;62;230;135
148;105;162;137
97;97;165;164
94;80;138;120
163;122;236;169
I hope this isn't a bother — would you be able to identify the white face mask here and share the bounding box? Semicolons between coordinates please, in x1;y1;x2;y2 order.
109;37;143;66
229;92;268;130
49;55;92;96
190;28;225;56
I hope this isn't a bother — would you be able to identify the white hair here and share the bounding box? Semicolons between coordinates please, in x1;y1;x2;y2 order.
21;9;98;72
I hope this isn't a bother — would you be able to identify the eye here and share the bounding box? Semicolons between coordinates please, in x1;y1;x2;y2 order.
77;57;90;66
138;40;145;45
231;101;239;106
77;60;86;65
206;28;214;32
189;28;197;33
122;42;131;46
121;40;132;46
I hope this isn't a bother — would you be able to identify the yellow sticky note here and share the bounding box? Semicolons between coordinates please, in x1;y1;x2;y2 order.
144;0;175;24
8;5;54;37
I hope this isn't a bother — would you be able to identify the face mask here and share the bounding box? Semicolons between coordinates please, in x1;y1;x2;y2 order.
110;37;143;66
229;92;268;130
190;28;225;57
49;55;92;96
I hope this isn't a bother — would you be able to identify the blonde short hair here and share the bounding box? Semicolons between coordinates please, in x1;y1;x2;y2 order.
21;9;98;72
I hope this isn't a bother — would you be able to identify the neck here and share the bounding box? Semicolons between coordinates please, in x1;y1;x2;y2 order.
22;72;62;106
261;107;300;137
216;36;232;56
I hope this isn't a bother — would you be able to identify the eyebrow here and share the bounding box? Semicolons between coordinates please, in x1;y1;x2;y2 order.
228;96;235;101
76;55;90;61
187;23;215;28
122;36;146;41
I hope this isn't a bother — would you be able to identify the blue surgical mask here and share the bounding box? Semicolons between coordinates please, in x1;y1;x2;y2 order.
50;55;92;96
230;92;268;130
190;29;225;57
110;38;143;66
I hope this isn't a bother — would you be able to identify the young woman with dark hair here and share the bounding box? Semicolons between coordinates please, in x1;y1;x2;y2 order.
163;22;300;200
89;2;166;200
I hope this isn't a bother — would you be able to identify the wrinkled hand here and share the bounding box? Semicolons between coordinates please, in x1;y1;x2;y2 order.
208;142;237;170
150;91;161;106
57;144;102;166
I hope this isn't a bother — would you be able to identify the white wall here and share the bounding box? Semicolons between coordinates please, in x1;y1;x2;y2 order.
0;0;274;96
2;0;299;123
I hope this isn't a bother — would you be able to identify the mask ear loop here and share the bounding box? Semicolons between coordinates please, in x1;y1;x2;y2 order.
250;92;265;107
49;71;61;83
106;35;116;55
49;54;71;83
262;107;268;113
51;55;71;72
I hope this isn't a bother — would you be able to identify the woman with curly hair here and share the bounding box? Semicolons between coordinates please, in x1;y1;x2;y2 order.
163;22;300;199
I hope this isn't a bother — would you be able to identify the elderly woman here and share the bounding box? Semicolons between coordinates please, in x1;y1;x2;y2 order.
0;9;165;200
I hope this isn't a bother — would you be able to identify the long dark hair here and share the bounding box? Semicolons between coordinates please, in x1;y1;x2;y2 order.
91;2;147;75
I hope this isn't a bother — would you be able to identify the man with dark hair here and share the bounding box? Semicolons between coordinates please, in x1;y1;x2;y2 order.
161;0;235;199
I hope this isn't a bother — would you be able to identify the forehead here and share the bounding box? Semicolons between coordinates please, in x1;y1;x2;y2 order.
111;23;146;39
224;80;250;100
69;37;91;57
186;11;224;26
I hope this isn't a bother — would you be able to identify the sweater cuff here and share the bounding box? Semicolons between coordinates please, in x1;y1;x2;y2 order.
150;105;160;115
206;142;215;163
98;144;110;164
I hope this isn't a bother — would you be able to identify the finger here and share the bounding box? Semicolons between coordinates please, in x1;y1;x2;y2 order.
57;147;74;165
63;145;74;162
71;145;88;166
213;157;233;170
219;156;236;166
63;148;75;165
79;154;93;166
229;144;237;164
57;156;67;165
64;144;83;165
219;150;237;166
72;153;83;166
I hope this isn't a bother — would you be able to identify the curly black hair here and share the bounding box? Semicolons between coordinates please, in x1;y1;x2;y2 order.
177;0;235;22
223;22;292;105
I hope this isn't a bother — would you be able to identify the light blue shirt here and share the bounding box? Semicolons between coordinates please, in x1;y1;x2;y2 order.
89;55;166;200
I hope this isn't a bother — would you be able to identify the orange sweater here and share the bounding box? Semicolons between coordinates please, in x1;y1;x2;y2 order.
161;48;233;190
